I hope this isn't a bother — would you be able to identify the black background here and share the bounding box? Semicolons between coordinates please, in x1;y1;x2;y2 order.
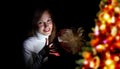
4;0;100;69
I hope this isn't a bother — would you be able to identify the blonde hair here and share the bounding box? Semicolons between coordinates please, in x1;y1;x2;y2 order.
59;27;85;54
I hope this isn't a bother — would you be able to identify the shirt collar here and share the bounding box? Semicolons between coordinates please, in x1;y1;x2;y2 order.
36;31;49;40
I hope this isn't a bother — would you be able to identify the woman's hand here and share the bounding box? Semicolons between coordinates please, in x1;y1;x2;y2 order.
48;43;60;56
45;38;60;56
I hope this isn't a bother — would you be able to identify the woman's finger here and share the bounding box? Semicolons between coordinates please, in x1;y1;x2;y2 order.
49;52;60;56
49;49;56;52
49;43;53;48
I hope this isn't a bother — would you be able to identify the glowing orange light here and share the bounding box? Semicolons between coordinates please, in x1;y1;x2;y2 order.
83;60;88;65
100;24;106;30
106;52;110;57
116;36;120;40
114;40;120;48
106;35;114;43
91;37;100;47
90;61;94;68
96;44;105;51
114;56;119;61
103;13;110;21
105;59;113;65
111;26;117;37
114;6;120;13
82;51;91;59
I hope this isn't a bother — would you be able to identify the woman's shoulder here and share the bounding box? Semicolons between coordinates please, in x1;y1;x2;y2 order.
23;36;38;51
23;36;37;45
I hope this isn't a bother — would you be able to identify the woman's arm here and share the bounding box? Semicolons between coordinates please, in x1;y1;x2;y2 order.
23;40;43;69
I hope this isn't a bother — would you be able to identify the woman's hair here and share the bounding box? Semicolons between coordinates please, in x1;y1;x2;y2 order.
29;8;56;43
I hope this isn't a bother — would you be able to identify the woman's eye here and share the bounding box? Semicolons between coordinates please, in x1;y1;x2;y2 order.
47;19;52;23
38;22;43;24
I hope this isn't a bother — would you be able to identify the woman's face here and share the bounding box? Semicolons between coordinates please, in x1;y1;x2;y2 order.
37;11;53;36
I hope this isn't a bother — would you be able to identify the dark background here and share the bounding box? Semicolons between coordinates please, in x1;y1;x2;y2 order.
18;0;100;40
5;0;100;69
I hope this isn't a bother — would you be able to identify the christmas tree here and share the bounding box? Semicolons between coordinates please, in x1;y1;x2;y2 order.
76;0;120;69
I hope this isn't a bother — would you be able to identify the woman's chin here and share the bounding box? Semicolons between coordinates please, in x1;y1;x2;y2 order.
43;32;51;36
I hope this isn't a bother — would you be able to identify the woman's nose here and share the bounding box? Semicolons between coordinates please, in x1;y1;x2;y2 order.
44;23;49;27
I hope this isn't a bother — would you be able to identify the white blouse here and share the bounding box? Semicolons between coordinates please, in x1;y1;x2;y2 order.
23;32;49;65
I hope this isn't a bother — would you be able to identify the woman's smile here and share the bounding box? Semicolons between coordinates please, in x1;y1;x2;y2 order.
44;28;50;32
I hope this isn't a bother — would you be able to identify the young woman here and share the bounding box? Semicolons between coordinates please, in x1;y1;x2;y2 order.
23;8;59;69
